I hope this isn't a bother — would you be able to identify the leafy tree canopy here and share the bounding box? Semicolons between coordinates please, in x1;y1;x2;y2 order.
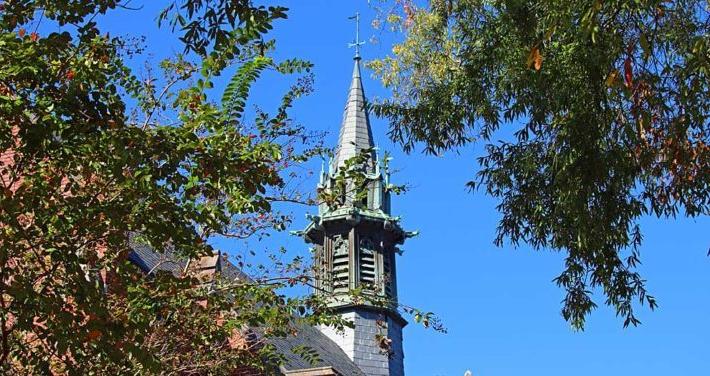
0;0;348;374
371;0;709;329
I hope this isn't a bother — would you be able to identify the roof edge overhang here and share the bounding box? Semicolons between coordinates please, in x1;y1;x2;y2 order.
330;304;408;328
298;209;411;245
281;366;340;376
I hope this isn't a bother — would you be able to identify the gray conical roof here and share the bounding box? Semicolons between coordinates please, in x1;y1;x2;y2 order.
333;58;374;169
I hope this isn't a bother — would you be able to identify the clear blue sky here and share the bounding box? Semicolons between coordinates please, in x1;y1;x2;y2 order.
96;1;710;374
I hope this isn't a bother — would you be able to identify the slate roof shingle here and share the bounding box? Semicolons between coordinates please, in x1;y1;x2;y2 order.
333;59;375;170
127;240;361;375
271;323;365;375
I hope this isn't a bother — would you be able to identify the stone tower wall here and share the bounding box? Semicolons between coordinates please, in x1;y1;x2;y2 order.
319;310;404;376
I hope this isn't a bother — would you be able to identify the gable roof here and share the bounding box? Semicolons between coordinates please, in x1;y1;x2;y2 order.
127;240;362;375
127;237;187;275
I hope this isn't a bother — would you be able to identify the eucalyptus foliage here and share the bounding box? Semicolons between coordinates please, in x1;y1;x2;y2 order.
371;0;709;329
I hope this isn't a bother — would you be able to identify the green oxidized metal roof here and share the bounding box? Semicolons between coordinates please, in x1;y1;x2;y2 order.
297;207;416;246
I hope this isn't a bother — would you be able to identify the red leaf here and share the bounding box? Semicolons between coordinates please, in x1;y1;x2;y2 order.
624;58;633;88
18;28;26;38
66;70;75;80
87;330;102;341
29;32;39;42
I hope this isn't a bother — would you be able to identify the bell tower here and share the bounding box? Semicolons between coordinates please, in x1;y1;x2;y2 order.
295;20;416;375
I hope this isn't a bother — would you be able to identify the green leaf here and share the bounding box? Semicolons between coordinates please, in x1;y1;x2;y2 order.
222;56;272;120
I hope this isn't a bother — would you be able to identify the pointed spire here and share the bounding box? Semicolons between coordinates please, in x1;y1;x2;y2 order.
333;58;374;169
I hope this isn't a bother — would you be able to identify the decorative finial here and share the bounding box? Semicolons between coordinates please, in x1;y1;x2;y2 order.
319;158;326;186
374;147;380;176
348;12;365;60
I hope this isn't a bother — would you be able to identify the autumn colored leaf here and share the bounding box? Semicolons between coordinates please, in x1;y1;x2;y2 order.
29;32;39;42
527;46;543;71
33;317;48;330
87;330;102;341
605;69;619;87
624;57;633;87
18;28;26;38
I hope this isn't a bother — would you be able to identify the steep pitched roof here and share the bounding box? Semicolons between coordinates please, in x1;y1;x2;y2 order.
333;58;374;170
127;237;187;276
271;323;365;375
127;235;250;282
127;241;362;375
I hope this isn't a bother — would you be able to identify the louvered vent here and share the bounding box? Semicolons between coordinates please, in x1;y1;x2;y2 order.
315;246;327;294
382;249;392;298
332;235;349;294
359;238;376;287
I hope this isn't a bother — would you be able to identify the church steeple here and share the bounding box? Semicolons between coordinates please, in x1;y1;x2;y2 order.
307;55;406;304
293;16;415;375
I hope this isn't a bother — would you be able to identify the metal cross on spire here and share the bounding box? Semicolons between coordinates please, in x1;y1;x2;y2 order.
348;12;365;60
